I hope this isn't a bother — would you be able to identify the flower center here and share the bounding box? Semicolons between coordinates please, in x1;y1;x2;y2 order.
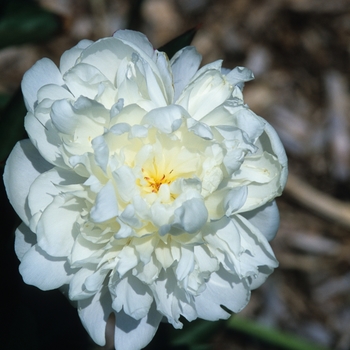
142;168;174;193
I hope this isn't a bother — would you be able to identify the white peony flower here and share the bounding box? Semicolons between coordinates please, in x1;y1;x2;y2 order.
4;30;287;349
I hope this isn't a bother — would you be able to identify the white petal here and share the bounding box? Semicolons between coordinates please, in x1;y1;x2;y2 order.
116;246;139;277
142;59;168;107
69;267;96;300
259;120;288;191
111;103;147;126
37;84;73;103
19;244;76;290
113;165;137;203
193;245;219;273
4;139;52;226
64;63;115;101
223;186;248;216
78;287;113;346
21;58;64;112
232;152;283;211
171;46;202;102
178;68;232;121
142;104;185;133
114;302;162;350
241;200;280;241
205;188;230;220
194;267;250;320
70;233;103;266
36;195;82;257
224;104;265;141
150;271;182;327
90;181;119;223
92;135;109;172
113;30;155;61
154;239;173;268
24;111;68;168
28;167;84;219
85;268;109;293
111;273;153;320
14;223;36;260
172;198;208;234
235;215;278;269
225;66;254;90
50;98;105;136
60;39;93;75
155;51;174;103
175;245;195;280
187;118;213;139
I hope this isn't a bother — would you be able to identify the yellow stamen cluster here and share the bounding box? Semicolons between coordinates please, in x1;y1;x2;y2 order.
142;168;173;193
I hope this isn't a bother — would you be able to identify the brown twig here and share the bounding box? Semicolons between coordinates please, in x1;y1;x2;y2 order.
285;172;350;230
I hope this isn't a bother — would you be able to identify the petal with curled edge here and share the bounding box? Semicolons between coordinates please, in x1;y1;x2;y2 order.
4;140;53;226
111;273;153;320
177;68;232;121
171;198;208;234
114;302;162;350
78;287;113;346
64;62;115;102
225;66;254;90
19;244;77;290
241;200;280;241
24;111;68;169
171;46;202;102
36;195;82;257
90;180;119;223
22;58;64;112
60;39;93;75
15;223;37;261
232;152;283;212
28;167;85;219
258;119;288;191
194;267;251;321
155;51;174;104
142;104;185;133
113;29;155;62
69;267;97;300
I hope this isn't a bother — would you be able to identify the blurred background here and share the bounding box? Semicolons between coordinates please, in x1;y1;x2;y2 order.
1;0;350;349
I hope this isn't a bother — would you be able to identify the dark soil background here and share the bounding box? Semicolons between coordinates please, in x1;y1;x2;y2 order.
1;1;350;349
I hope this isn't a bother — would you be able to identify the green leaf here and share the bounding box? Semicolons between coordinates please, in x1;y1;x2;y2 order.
0;93;11;109
0;0;62;49
228;315;330;350
170;319;224;350
158;26;199;59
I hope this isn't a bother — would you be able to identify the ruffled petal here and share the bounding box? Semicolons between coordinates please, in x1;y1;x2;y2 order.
113;303;162;350
225;66;254;90
113;30;155;61
177;67;233;121
28;167;85;220
24;110;68;169
194;267;251;320
22;58;64;112
19;244;76;290
171;46;202;102
36;195;83;257
241;200;280;241
3;139;52;226
14;223;37;260
78;287;113;346
60;39;93;75
110;273;153;320
258;119;288;191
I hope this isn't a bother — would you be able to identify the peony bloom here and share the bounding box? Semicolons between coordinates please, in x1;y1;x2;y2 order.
4;30;287;349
